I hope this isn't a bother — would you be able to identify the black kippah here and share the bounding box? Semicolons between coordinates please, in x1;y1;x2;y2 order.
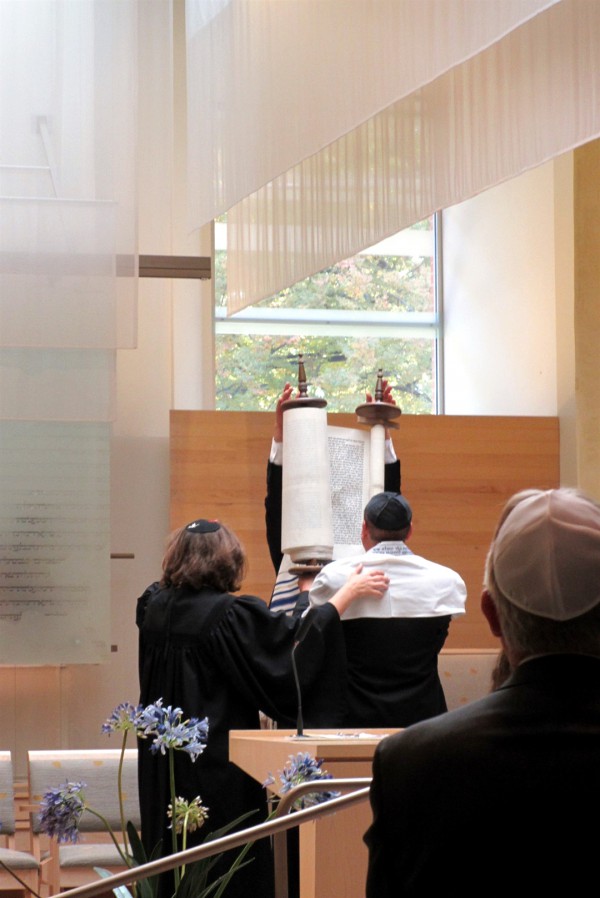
364;492;412;530
185;519;221;533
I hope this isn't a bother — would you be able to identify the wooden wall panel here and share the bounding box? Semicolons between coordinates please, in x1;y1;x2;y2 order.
170;411;559;649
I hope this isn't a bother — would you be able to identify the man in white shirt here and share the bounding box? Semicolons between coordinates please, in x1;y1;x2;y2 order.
309;492;467;727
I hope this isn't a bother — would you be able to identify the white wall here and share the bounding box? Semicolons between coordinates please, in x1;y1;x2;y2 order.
443;161;559;416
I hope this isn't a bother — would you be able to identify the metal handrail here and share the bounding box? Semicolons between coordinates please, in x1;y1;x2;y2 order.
51;778;372;898
272;778;372;898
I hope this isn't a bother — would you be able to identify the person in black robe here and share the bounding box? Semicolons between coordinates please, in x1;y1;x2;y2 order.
136;517;389;898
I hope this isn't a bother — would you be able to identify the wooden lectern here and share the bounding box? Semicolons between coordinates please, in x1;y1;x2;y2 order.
229;729;399;898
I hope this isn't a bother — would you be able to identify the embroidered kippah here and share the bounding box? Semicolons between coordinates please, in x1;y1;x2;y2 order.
185;519;221;533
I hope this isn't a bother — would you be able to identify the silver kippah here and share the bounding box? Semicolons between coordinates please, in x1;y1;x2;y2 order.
492;489;600;621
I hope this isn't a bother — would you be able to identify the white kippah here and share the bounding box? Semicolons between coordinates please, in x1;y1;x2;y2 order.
492;489;600;621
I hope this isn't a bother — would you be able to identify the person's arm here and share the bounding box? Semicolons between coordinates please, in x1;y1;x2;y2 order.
273;382;293;443
367;378;401;493
384;458;401;493
265;461;284;572
265;383;294;572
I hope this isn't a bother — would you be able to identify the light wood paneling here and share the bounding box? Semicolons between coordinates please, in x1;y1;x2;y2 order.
170;411;559;649
574;138;600;497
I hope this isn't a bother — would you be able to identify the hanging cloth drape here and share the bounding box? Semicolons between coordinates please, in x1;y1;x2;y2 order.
185;0;600;314
0;0;143;664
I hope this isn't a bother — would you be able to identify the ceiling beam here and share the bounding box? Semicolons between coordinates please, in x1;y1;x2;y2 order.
138;254;211;279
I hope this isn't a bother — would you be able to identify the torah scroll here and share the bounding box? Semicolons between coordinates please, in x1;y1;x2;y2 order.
281;406;388;565
281;405;334;563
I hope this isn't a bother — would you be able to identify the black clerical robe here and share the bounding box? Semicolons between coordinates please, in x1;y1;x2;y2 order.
136;582;347;898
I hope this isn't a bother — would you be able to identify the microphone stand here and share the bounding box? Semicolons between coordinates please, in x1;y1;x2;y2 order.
290;606;317;738
291;640;308;738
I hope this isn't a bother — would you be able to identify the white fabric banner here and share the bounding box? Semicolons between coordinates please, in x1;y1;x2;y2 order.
186;0;600;313
186;0;555;229
225;0;600;311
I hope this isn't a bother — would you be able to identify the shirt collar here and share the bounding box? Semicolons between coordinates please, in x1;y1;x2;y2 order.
369;541;412;556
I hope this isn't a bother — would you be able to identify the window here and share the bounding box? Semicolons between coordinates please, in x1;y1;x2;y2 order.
214;215;442;414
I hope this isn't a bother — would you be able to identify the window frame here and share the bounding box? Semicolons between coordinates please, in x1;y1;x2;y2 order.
214;212;444;413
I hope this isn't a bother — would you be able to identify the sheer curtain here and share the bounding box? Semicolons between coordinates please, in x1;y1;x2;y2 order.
185;0;600;314
0;0;139;663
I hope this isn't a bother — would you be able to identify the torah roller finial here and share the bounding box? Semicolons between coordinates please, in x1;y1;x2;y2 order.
280;353;327;411
355;368;402;428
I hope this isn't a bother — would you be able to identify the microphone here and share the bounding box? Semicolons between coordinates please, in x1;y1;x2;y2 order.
291;607;317;737
294;606;317;647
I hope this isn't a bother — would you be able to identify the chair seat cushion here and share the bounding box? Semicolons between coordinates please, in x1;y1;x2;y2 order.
0;847;40;869
59;843;127;868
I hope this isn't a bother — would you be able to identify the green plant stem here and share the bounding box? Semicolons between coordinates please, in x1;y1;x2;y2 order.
179;808;190;879
85;807;131;866
168;748;181;890
118;732;131;859
118;737;138;898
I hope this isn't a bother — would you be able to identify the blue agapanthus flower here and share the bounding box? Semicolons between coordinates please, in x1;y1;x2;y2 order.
38;781;87;843
101;702;143;735
137;699;209;762
264;752;340;810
